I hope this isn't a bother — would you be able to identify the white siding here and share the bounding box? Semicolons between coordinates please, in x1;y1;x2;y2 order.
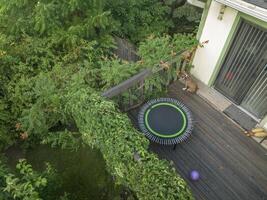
191;1;238;84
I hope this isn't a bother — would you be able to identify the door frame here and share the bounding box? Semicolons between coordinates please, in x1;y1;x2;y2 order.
208;12;267;87
208;12;267;120
213;19;267;106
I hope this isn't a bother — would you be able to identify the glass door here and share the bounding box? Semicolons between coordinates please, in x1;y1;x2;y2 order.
214;20;267;105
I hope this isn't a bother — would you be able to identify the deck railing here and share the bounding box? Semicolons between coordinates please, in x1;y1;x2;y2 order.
102;50;187;111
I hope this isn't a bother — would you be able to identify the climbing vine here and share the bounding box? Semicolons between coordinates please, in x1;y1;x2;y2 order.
64;90;194;200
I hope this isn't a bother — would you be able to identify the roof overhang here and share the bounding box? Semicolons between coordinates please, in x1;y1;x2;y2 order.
187;0;205;8
215;0;267;22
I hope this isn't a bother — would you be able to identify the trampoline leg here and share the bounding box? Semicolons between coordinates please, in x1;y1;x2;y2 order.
173;144;177;150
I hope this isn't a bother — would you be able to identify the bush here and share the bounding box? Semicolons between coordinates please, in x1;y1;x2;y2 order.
64;90;194;200
0;159;68;200
106;0;172;43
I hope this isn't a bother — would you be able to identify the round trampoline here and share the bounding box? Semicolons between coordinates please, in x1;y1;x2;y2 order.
138;98;193;145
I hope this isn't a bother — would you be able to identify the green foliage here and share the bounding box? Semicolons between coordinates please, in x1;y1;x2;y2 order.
20;73;61;139
173;3;202;22
0;0;115;39
160;1;202;33
138;34;198;67
0;0;200;199
17;33;197;139
0;39;104;149
137;34;197;98
63;90;193;200
99;58;141;89
0;33;196;199
4;34;195;199
0;100;13;150
106;0;172;42
4;159;48;200
41;131;83;152
0;159;67;200
0;159;10;200
16;36;196;197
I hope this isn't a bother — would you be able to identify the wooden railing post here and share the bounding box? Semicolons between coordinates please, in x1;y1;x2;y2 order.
101;50;186;111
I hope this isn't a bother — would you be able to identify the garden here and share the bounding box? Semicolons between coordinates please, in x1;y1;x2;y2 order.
0;1;203;199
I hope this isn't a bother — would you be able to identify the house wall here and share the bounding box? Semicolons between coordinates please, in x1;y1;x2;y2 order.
191;1;238;85
191;1;267;128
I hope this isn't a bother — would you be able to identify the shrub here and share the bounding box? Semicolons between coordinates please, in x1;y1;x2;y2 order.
63;89;194;200
0;159;67;200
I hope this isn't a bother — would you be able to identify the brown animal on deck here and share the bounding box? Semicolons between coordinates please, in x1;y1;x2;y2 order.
245;128;267;138
178;71;198;93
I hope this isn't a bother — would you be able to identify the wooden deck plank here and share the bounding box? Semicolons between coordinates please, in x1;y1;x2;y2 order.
128;81;267;200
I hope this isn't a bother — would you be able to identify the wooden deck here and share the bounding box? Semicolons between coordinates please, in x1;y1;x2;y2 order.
128;81;267;200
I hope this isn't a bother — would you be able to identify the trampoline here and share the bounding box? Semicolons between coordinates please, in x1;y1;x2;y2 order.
138;98;193;145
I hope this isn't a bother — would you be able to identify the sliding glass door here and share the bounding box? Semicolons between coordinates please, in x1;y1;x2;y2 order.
214;20;267;118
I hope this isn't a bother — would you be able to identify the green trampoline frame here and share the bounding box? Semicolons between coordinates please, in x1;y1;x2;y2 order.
138;98;193;145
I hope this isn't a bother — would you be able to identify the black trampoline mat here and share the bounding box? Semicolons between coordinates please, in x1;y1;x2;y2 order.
138;98;193;145
145;103;187;137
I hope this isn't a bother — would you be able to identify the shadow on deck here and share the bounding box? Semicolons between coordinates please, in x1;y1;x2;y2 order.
128;81;267;200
